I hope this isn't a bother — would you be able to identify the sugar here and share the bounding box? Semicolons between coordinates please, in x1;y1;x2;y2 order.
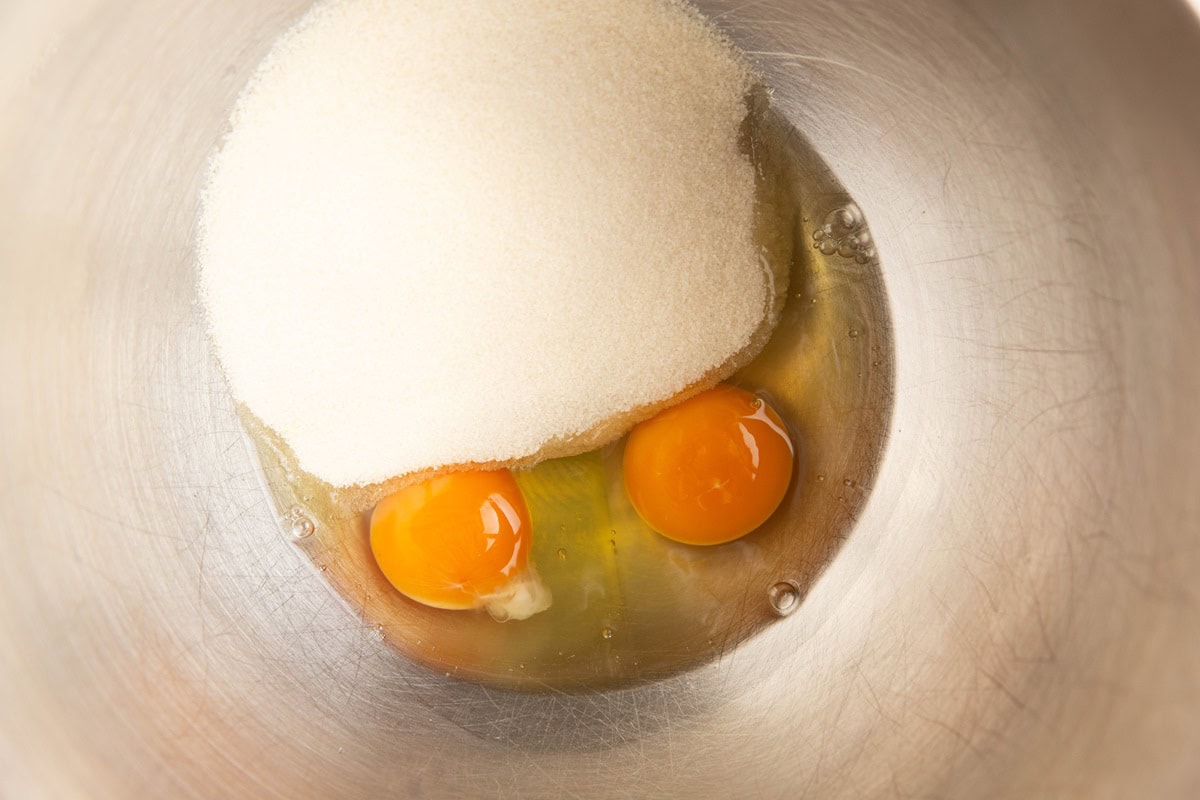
198;0;776;488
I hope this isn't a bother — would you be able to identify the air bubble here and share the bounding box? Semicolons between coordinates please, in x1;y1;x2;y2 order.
814;203;875;264
601;627;615;640
768;582;801;617
848;329;860;338
557;548;568;560
290;517;315;540
843;478;854;487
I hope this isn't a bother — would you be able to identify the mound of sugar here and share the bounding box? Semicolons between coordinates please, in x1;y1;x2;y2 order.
199;0;772;487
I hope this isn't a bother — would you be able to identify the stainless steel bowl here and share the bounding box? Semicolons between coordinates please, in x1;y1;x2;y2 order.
2;1;1198;796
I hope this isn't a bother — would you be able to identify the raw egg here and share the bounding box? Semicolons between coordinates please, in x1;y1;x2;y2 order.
623;384;795;545
370;470;550;620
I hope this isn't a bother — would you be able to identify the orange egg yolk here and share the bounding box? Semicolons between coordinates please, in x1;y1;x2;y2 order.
370;470;532;610
623;384;795;545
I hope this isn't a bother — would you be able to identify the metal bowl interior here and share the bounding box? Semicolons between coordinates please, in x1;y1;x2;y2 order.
1;1;1198;797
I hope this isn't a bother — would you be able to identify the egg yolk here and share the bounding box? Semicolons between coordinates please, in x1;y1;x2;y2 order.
623;384;795;545
370;470;533;610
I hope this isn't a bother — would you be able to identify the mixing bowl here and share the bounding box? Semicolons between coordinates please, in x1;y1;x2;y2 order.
2;0;1198;797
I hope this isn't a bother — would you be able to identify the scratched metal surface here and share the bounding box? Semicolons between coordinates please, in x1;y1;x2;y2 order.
1;0;1199;797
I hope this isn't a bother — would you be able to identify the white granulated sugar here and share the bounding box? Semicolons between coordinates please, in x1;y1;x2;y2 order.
199;0;770;487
